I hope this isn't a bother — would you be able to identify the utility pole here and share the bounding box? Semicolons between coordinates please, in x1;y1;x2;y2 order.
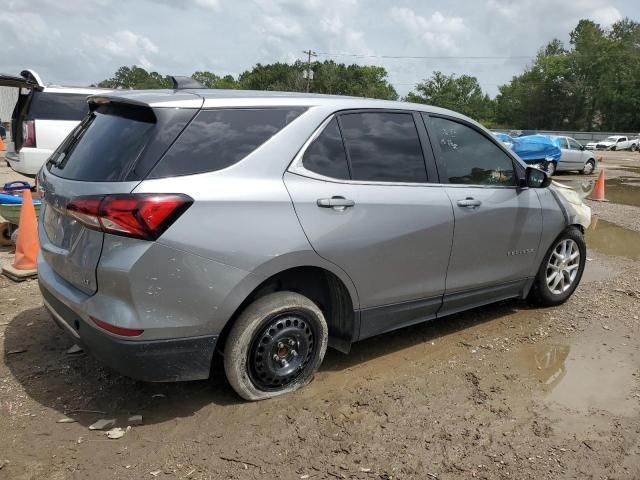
302;50;317;93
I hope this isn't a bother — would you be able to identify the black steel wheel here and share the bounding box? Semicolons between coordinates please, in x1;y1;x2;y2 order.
224;291;328;401
248;312;316;391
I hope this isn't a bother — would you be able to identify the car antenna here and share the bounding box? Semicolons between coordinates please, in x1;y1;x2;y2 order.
170;76;205;89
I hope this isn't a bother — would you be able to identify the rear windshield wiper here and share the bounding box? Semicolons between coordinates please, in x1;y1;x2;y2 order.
47;114;94;169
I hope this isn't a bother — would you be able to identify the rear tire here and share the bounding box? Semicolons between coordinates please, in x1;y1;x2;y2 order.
224;291;328;401
528;227;586;307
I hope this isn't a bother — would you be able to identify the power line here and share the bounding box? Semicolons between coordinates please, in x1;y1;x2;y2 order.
316;52;536;60
316;51;640;60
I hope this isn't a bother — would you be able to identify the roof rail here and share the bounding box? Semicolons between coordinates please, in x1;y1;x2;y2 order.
170;76;204;89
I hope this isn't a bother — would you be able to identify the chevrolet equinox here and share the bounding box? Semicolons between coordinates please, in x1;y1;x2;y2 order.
37;89;591;400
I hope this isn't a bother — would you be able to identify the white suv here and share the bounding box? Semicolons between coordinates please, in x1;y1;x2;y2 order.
0;70;112;177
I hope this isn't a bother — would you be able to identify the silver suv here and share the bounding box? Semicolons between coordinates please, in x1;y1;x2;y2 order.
38;90;590;400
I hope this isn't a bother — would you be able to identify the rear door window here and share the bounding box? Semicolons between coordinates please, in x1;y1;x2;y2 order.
150;108;305;178
557;137;569;149
338;112;427;183
27;92;90;121
302;118;350;180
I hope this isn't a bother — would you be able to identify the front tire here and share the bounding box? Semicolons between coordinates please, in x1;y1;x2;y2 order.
546;161;556;176
529;227;586;307
581;159;595;175
224;291;328;401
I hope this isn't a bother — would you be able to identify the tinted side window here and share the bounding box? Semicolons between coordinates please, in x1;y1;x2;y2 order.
339;112;427;183
430;117;516;186
568;138;581;150
557;138;569;149
27;92;89;121
302;118;350;180
151;108;304;178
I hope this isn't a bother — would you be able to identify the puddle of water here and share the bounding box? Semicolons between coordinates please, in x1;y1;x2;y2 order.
553;174;640;207
586;219;640;260
605;177;640;207
618;165;640;175
552;179;594;200
516;340;639;417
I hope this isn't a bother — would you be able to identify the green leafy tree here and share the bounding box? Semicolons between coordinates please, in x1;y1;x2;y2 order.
98;66;172;89
495;18;640;131
405;71;494;122
98;61;397;100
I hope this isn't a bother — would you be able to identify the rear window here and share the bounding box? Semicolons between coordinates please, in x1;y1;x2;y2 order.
339;112;427;183
47;104;156;181
27;91;89;121
149;108;305;178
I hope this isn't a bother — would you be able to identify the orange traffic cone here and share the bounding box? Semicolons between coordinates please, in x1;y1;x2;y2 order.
2;188;39;280
588;169;608;202
0;136;4;151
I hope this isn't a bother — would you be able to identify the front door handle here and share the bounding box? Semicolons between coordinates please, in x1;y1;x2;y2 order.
457;197;482;208
317;196;355;211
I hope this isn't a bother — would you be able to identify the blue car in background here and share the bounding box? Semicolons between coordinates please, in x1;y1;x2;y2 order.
493;132;513;149
511;135;562;176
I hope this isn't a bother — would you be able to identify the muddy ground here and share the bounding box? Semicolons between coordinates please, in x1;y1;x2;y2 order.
1;151;639;479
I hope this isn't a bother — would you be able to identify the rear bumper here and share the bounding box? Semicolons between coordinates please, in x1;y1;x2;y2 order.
40;280;218;383
6;147;51;176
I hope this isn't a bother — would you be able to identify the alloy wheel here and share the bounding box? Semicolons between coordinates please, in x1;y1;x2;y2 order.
546;239;580;295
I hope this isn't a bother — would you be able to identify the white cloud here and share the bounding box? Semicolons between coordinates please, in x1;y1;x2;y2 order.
145;0;222;12
389;7;467;53
0;12;49;43
193;0;221;11
262;16;303;38
83;31;159;69
485;0;622;28
590;6;623;25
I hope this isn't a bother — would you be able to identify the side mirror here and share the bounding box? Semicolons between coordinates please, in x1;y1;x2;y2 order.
526;167;551;188
580;145;585;151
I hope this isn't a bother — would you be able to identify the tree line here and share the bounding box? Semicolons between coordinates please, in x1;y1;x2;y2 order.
98;18;640;132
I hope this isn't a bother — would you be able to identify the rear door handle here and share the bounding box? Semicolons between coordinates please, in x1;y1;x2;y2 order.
317;196;355;211
456;197;482;208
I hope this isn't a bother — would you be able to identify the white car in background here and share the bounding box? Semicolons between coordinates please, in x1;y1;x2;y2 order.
0;69;112;177
553;136;597;174
594;135;638;151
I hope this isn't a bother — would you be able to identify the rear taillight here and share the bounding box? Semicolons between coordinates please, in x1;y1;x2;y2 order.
22;120;36;148
91;317;144;337
67;194;193;240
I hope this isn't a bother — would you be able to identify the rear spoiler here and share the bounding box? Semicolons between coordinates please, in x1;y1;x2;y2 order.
0;69;44;90
87;92;204;109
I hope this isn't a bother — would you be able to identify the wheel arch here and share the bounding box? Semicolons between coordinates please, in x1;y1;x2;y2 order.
218;255;360;355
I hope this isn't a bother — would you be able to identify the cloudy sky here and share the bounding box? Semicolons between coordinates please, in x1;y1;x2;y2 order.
1;0;638;96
